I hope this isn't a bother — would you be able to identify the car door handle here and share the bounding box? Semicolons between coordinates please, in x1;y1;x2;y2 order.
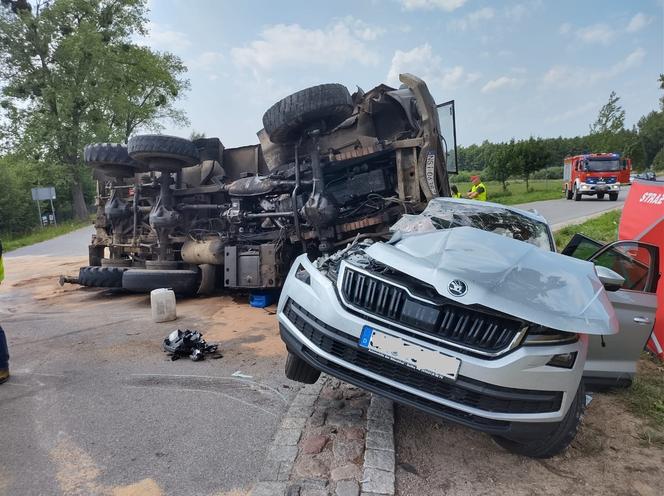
633;317;651;325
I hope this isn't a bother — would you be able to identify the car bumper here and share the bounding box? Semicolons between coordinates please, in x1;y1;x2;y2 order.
278;255;587;439
578;183;620;193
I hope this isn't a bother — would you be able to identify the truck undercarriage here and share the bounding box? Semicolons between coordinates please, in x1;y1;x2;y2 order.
69;74;453;295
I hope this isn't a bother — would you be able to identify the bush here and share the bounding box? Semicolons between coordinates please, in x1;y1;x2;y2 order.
452;170;482;183
532;166;564;180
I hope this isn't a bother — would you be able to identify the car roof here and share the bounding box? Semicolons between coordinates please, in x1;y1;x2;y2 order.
432;197;550;225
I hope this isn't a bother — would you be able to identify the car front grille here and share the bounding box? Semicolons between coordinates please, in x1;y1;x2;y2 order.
283;299;562;415
339;265;525;356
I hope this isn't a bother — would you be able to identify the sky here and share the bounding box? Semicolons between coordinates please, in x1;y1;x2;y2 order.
142;0;664;148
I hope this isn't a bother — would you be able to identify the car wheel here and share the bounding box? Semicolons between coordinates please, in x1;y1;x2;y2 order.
609;192;618;201
128;135;200;171
78;266;128;288
597;193;605;200
285;352;321;384
573;185;581;201
262;83;353;144
84;143;145;177
491;383;586;458
122;269;200;296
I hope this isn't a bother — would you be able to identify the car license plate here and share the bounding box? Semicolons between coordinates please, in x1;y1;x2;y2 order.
359;325;460;380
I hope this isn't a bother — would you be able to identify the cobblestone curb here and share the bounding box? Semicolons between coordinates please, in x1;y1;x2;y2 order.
250;380;324;496
360;395;395;496
250;380;395;496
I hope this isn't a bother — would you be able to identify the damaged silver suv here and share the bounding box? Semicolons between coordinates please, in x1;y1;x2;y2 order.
278;198;660;457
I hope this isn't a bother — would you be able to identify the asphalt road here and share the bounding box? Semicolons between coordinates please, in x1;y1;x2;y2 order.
5;225;95;258
0;258;296;496
514;185;628;230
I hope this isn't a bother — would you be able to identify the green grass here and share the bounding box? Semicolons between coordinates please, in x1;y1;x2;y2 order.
619;354;664;440
553;210;621;251
450;179;563;205
3;219;92;253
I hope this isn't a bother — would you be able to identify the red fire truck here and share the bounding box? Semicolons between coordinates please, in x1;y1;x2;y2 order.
563;153;631;201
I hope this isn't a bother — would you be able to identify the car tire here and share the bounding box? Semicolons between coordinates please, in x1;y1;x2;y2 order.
84;143;144;178
609;192;618;201
262;83;353;144
127;135;200;170
122;269;199;296
491;383;586;458
573;185;581;201
285;352;321;384
78;266;127;288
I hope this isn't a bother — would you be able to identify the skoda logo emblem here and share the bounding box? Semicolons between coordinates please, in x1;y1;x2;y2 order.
448;279;468;297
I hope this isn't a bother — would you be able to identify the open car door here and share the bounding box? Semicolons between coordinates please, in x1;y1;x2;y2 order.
562;234;660;389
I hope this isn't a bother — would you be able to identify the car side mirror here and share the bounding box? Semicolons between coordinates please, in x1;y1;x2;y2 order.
595;265;625;292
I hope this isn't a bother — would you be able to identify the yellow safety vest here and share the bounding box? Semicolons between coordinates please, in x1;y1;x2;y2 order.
452;192;462;198
471;182;487;201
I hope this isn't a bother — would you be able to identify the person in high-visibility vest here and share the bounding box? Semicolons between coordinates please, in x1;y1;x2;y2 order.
467;175;487;201
451;185;462;198
0;239;8;384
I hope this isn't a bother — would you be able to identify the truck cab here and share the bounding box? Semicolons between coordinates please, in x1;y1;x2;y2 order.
563;153;631;202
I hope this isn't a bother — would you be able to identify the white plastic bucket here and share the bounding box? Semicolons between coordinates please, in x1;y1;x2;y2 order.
151;288;177;323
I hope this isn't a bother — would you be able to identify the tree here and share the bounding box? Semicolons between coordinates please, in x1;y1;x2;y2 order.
486;140;517;191
590;91;626;134
0;0;189;219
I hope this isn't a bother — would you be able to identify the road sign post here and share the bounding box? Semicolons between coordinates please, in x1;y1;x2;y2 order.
31;187;57;227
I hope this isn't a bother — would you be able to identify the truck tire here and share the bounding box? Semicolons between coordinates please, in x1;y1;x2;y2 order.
101;257;132;268
145;260;180;270
597;193;605;200
609;192;618;201
84;143;144;177
78;266;127;288
122;269;199;296
491;383;586;458
284;352;321;384
262;84;353;144
127;135;200;169
573;185;582;201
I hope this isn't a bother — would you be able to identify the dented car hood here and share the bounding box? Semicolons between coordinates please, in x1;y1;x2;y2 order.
363;226;619;335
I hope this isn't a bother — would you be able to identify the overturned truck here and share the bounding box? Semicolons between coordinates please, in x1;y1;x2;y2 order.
69;74;456;295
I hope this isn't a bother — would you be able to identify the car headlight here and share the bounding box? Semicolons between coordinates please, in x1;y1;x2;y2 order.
580;184;589;190
523;325;578;345
294;264;311;285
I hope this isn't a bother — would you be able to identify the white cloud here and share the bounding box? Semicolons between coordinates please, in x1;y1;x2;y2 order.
400;0;467;12
231;18;380;72
504;3;528;22
577;23;615;45
144;21;191;52
542;47;646;88
559;22;572;35
449;7;495;31
340;16;386;40
386;43;473;91
188;51;224;71
626;12;651;33
481;76;523;93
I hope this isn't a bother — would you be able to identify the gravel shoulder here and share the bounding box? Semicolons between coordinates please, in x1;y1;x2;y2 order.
394;392;664;496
